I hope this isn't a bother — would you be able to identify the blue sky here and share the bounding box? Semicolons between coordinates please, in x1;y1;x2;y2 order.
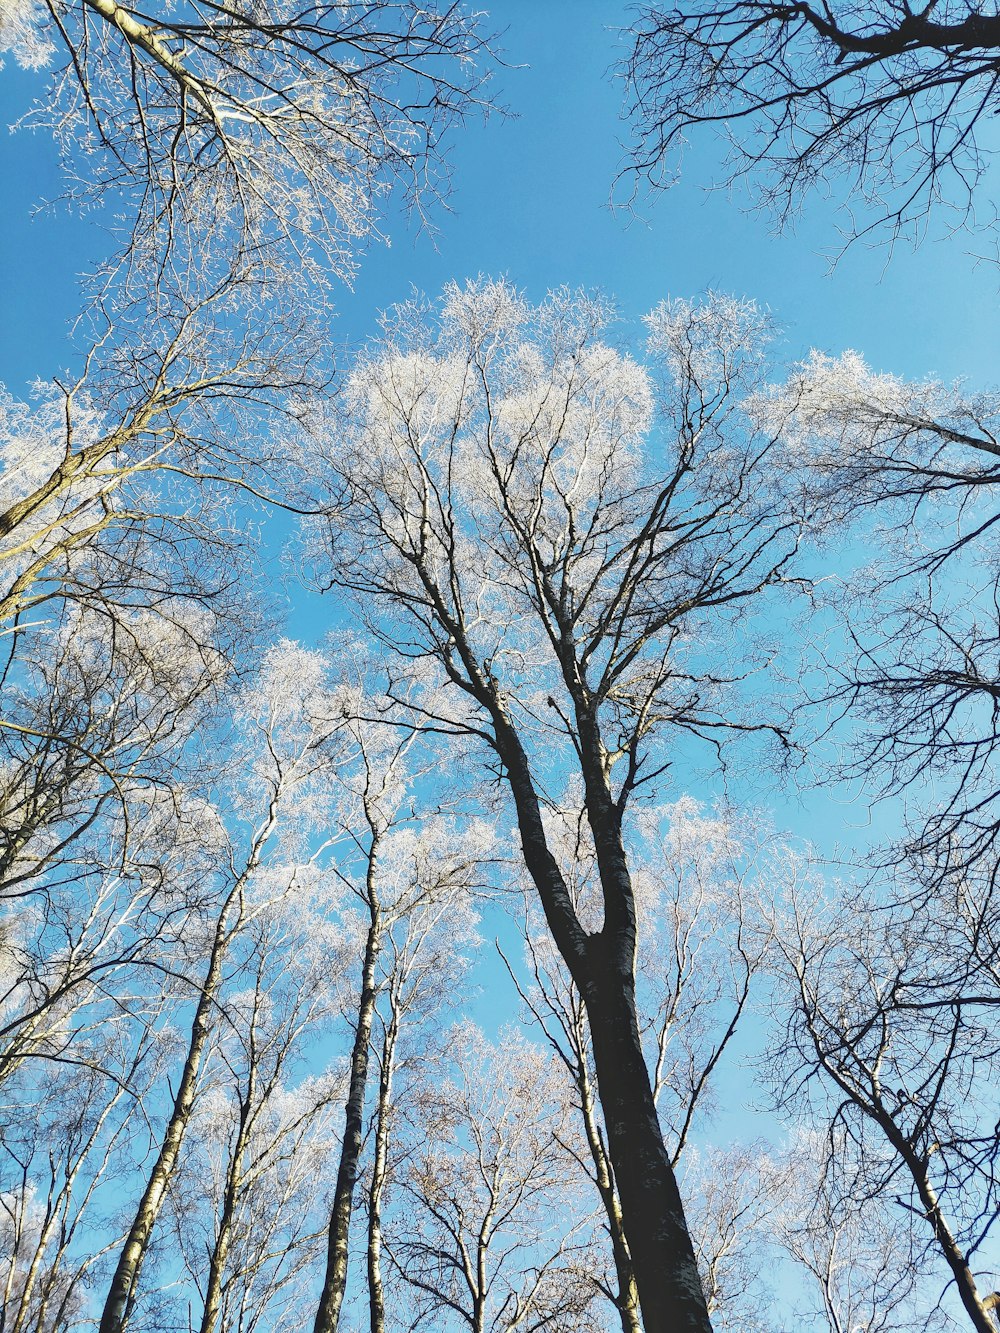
3;9;995;1315
2;0;959;862
3;1;998;395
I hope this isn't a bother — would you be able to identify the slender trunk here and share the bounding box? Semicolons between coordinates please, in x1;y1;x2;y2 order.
314;840;383;1333
100;784;284;1333
367;999;398;1333
582;943;710;1333
13;1076;128;1333
99;907;232;1333
198;1074;255;1333
890;1129;996;1333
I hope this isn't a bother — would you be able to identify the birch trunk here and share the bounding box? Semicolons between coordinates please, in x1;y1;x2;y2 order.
99;905;233;1333
367;999;398;1333
314;833;383;1333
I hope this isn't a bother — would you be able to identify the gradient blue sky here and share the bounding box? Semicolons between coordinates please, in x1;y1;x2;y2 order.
4;0;981;859
3;1;998;396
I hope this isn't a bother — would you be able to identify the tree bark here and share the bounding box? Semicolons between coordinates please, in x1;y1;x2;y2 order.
314;837;383;1333
99;906;232;1333
887;1125;998;1333
575;1036;642;1333
367;997;398;1333
492;714;712;1333
582;943;710;1333
197;1073;255;1333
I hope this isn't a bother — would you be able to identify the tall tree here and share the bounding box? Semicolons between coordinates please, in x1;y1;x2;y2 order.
4;0;496;291
98;641;351;1333
764;351;1000;888
314;712;486;1333
388;1023;605;1333
509;797;774;1332
622;0;1000;244
365;867;482;1333
314;279;808;1332
772;864;1000;1333
163;877;346;1333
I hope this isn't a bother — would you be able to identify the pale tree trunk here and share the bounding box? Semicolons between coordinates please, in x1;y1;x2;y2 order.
100;792;282;1333
197;1070;255;1333
99;905;233;1333
314;828;383;1333
367;997;399;1333
888;1125;998;1333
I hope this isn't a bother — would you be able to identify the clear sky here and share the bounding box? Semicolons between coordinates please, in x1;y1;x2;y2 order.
3;0;969;862
3;1;998;396
3;10;994;1316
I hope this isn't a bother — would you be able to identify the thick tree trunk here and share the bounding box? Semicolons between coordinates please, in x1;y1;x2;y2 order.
493;712;712;1333
582;946;711;1333
314;860;382;1333
576;1043;642;1333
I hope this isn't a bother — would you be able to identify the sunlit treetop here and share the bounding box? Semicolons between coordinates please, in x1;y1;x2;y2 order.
0;0;497;294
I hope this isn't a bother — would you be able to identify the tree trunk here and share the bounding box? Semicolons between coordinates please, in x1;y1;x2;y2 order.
493;713;712;1333
575;1038;642;1333
314;851;383;1333
890;1129;998;1333
367;998;398;1333
582;944;712;1333
99;909;231;1333
198;1075;255;1333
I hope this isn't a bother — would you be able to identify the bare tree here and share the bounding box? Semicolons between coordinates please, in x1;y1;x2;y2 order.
313;715;420;1333
681;1144;783;1333
0;1014;166;1333
365;834;483;1333
763;351;1000;886
313;279;809;1332
387;1023;606;1333
774;1132;947;1333
97;641;352;1333
163;881;346;1333
622;0;1000;244
3;0;495;289
773;864;1000;1333
508;797;775;1333
313;713;486;1333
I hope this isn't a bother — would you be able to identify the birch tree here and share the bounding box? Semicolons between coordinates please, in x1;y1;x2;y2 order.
314;279;808;1332
163;885;346;1333
98;641;351;1333
365;842;483;1333
2;0;495;290
314;693;487;1333
388;1024;606;1333
775;1134;947;1333
0;1013;167;1333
